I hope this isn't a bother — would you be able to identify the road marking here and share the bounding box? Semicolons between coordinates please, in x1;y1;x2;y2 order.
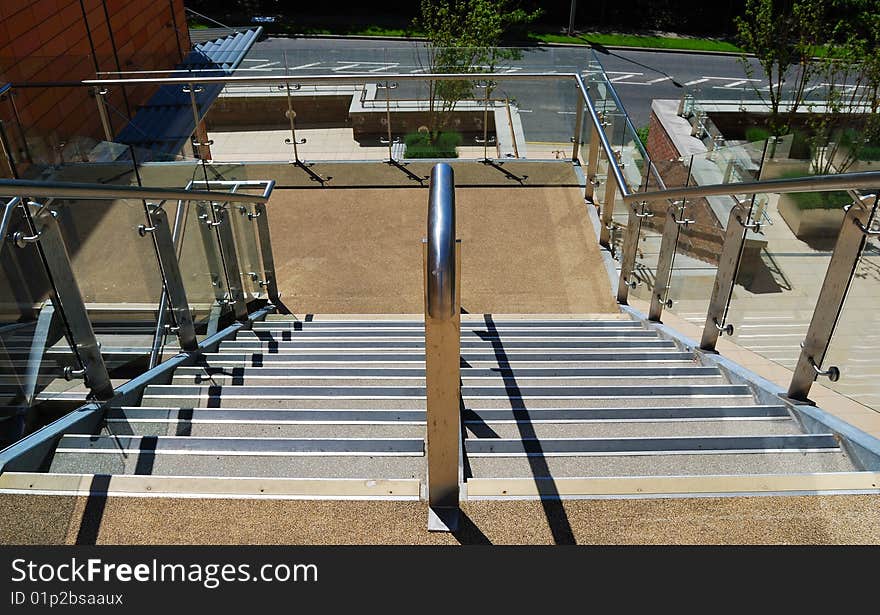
288;62;322;70
246;61;280;70
705;76;761;82
369;63;400;72
647;76;673;84
557;111;576;115
609;73;641;82
723;79;750;87
684;78;710;86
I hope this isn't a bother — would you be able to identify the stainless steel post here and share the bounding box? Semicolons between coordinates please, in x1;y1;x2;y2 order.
424;163;460;532
379;81;398;161
616;201;652;304
599;154;619;248
210;202;248;321
19;205;113;399
586;125;600;200
284;82;305;162
185;83;212;159
0;120;18;178
482;82;490;161
251;201;280;305
142;203;197;352
649;203;692;321
572;94;584;162
93;87;114;142
700;202;756;350
788;196;878;400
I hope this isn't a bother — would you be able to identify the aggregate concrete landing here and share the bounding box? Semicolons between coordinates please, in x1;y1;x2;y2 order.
2;494;878;545
265;186;618;314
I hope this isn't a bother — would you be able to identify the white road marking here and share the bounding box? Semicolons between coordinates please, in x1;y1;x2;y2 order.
609;73;641;82
647;76;673;84
288;62;322;70
684;78;710;86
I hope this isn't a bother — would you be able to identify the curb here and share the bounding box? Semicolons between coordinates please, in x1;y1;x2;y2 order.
263;32;751;58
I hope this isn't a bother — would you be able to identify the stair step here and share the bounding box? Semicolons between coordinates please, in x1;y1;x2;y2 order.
105;407;427;438
254;319;641;329
464;420;800;439
464;434;839;456
55;434;423;455
239;328;654;339
465;452;857;478
109;407;426;422
169;368;724;387
0;472;422;499
142;383;750;401
464;405;790;422
103;420;425;438
200;351;696;365
49;452;426;479
219;339;676;350
173;365;715;380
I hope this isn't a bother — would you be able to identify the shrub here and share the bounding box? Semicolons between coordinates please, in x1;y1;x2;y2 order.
779;170;851;210
745;126;771;143
403;131;462;158
636;125;649;148
859;143;880;161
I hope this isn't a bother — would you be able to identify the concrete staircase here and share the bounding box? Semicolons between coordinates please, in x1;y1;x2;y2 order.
9;311;870;502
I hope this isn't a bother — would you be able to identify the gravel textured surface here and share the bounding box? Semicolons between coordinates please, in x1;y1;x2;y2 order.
2;494;879;545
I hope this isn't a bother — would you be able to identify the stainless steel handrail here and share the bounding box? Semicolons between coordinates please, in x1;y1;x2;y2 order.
424;162;461;532
7;72;579;88
622;171;880;204
587;52;654;168
426;165;456;319
0;178;267;203
573;74;633;199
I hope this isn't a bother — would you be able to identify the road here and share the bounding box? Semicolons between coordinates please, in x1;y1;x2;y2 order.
242;38;767;142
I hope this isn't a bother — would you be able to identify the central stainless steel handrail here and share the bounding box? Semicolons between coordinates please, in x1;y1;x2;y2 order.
573;73;633;199
424;163;461;532
622;171;880;204
426;166;456;319
0;179;267;203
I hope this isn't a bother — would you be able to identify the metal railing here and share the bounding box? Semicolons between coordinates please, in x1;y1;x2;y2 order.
423;163;461;531
0;177;277;408
3;61;880;507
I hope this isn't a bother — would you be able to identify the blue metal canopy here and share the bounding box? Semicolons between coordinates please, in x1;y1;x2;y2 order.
115;27;262;159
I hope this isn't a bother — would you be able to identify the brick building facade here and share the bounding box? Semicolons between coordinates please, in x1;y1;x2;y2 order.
0;0;190;167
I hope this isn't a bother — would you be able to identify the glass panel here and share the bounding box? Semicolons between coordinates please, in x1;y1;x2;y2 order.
664;204;721;324
173;200;232;340
42;198;165;370
628;170;673;306
707;133;848;369
0;199;80;442
227;200;266;302
822;214;880;413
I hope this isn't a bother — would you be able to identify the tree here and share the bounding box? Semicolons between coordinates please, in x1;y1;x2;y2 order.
734;0;827;136
805;0;880;174
414;0;540;142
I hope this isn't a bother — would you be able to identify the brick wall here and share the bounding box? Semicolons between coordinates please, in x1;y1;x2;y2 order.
646;109;680;165
0;0;190;166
